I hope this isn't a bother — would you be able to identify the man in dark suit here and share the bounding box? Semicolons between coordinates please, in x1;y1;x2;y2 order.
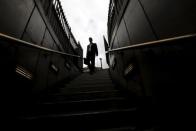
86;37;98;74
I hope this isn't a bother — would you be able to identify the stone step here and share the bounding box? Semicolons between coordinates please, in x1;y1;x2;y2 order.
65;83;115;89
72;78;112;82
60;86;116;94
20;97;135;116
46;90;122;102
95;126;137;131
66;81;114;86
19;108;139;130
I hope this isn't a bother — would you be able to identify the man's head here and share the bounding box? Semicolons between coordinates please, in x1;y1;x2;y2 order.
89;37;93;43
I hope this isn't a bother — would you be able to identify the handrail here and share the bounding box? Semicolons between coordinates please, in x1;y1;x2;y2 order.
107;34;196;53
0;33;82;58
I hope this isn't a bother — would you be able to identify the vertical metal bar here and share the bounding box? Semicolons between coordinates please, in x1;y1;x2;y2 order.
46;0;53;16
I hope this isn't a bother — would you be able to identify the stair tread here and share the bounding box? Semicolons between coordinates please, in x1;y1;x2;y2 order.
65;82;114;86
22;107;137;120
95;126;137;131
65;84;115;88
43;97;126;104
60;87;117;94
44;91;123;102
54;90;119;95
22;96;136;116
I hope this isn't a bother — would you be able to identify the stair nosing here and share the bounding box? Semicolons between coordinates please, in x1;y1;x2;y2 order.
42;97;126;104
24;108;137;120
56;90;119;95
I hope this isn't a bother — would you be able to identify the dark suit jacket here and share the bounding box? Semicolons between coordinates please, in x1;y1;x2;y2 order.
86;43;98;59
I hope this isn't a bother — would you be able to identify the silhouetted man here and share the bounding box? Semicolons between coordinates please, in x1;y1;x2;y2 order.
86;37;98;74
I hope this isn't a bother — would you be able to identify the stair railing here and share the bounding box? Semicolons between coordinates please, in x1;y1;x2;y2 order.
0;33;82;58
106;34;196;53
0;32;84;95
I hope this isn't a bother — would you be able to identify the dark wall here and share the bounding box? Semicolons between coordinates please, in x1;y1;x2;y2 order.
0;0;82;97
109;0;196;47
108;0;196;96
124;0;156;44
0;0;35;38
140;0;196;39
22;7;46;45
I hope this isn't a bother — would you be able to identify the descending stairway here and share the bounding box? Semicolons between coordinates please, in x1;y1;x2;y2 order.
17;69;151;130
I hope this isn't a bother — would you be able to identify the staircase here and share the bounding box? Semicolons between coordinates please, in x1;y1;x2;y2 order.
17;69;151;130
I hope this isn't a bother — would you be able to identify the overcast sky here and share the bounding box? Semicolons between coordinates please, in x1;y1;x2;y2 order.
61;0;109;69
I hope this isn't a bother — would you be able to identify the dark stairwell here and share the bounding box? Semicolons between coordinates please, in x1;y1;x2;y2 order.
0;1;152;128
16;69;151;131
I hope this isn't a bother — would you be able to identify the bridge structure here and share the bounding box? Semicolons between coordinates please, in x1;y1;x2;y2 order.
1;0;196;131
0;0;141;130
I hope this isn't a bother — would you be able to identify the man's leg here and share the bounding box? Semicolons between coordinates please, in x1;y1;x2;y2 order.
91;56;95;72
87;58;91;72
88;58;92;73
